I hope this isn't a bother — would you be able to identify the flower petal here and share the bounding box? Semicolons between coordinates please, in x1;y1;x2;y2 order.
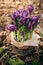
28;4;34;14
20;18;25;25
7;24;17;31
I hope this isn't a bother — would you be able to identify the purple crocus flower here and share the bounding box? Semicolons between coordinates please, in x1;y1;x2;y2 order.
10;13;15;20
29;16;39;29
31;21;37;29
20;18;25;25
31;16;39;27
21;31;24;37
25;18;30;24
19;9;25;14
19;9;28;18
22;10;28;18
28;4;34;14
29;16;39;24
7;24;17;31
32;16;39;22
10;10;20;21
14;10;20;17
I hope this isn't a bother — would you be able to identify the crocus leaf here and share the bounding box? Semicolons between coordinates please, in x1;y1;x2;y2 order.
17;30;21;41
28;31;33;40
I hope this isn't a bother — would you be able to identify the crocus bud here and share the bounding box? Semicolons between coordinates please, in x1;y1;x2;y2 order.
32;16;39;22
19;9;28;18
28;4;34;14
14;10;20;17
20;18;25;25
10;13;15;20
7;24;17;31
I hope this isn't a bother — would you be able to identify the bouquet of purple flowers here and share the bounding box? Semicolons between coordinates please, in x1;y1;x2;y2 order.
7;4;39;43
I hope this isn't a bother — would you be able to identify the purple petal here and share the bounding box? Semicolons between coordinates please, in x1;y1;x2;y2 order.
22;11;28;18
28;4;34;14
31;16;39;28
32;16;39;22
7;24;17;31
27;22;32;31
20;18;25;25
19;9;25;17
10;13;15;20
14;10;20;17
25;18;29;24
19;9;28;18
19;9;25;13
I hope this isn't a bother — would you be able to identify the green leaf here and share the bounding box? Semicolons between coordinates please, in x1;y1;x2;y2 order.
15;17;20;28
24;31;28;40
32;60;39;65
17;30;21;41
15;17;19;23
8;58;16;65
21;26;28;41
0;46;6;54
28;31;33;40
8;58;25;65
13;58;25;65
13;31;16;39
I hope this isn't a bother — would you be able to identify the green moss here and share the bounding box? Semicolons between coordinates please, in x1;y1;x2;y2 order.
8;58;25;65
